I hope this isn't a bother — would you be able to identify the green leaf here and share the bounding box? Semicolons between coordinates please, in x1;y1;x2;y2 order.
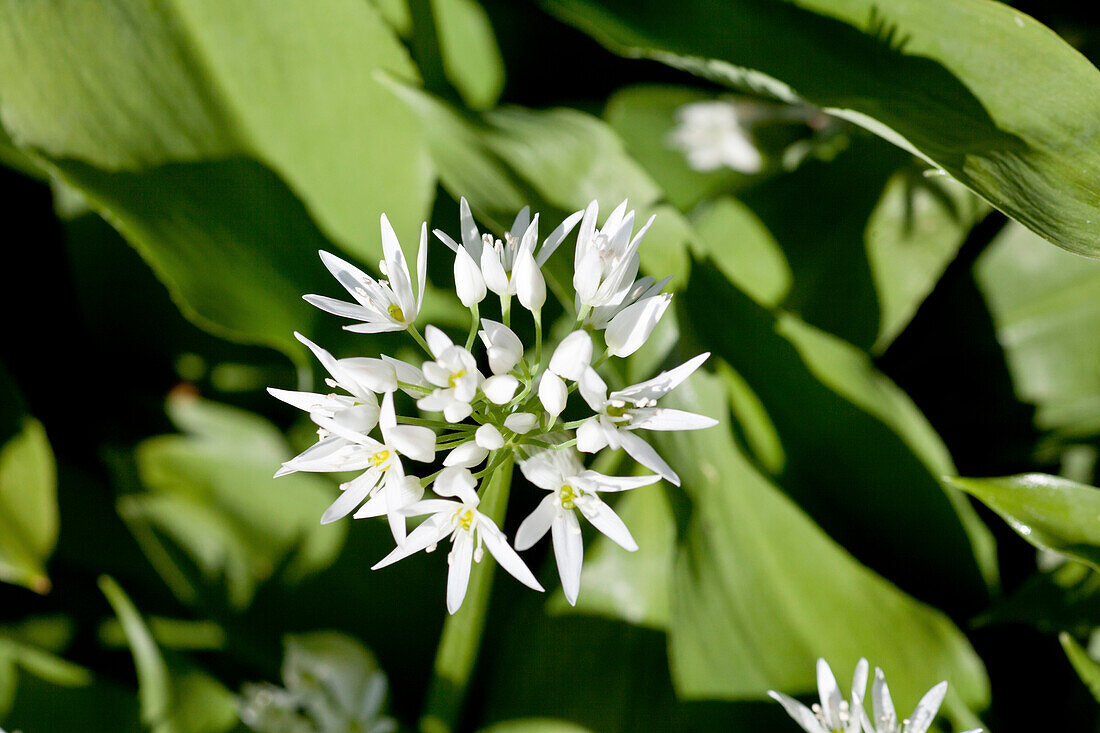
0;369;58;594
0;0;434;356
660;370;989;726
544;0;1100;258
684;259;997;609
124;393;347;609
432;0;505;110
1060;632;1100;704
975;222;1100;438
479;722;594;733
948;474;1100;572
99;576;238;733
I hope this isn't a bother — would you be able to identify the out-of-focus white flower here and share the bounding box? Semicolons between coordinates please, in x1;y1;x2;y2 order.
667;99;764;174
305;215;428;332
575;353;716;485
573;200;655;310
515;447;658;605
768;658;868;733
417;326;481;422
373;493;543;613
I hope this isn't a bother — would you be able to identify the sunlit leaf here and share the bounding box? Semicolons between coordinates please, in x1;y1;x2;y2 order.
947;474;1100;572
544;0;1100;257
433;0;505;110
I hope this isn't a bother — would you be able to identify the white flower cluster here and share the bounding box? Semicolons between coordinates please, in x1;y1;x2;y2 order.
270;200;717;614
768;658;982;733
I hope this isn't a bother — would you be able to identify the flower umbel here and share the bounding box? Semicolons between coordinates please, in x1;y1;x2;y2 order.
271;199;717;613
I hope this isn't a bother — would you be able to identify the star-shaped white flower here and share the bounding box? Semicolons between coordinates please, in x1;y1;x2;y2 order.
372;480;543;614
305;214;428;333
586;274;672;329
573;199;655;310
290;392;435;541
769;658;869;733
574;352;717;486
416;326;482;422
515;447;659;605
435;198;583;311
862;668;981;733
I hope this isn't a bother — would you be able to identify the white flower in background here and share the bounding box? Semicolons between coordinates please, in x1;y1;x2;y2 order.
417;326;482;422
573;199;655;310
515;447;659;605
667;99;764;174
305;215;428;333
769;658;868;733
863;668;982;733
769;659;982;733
271;198;718;613
372;491;543;614
575;353;717;485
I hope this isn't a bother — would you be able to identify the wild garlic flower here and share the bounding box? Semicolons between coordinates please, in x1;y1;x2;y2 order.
667;99;765;174
270;199;718;612
769;659;982;733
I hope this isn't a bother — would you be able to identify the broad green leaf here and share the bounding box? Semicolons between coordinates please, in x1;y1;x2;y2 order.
948;474;1100;572
684;259;996;608
124;393;346;609
543;0;1100;257
432;0;506;110
1060;632;1100;704
0;0;433;357
0;369;58;594
661;371;989;726
975;222;1100;438
734;136;985;350
99;576;237;733
479;722;594;733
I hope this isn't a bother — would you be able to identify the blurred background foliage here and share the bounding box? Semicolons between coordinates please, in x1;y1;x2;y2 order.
1;0;1100;730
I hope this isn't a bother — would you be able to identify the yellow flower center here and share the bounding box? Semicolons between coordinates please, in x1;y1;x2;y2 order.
456;508;475;530
387;303;405;322
605;404;627;418
448;369;467;388
370;450;391;468
559;484;578;510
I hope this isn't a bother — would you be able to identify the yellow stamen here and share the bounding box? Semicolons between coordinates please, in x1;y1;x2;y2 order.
457;508;475;530
370;450;391;468
560;484;578;510
387;303;405;322
448;369;467;388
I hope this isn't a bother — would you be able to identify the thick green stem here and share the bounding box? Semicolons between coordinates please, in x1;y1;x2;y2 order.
418;456;514;733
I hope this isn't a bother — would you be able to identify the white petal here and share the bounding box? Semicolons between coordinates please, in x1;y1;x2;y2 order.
537;208;585;266
510;205;531;241
538;372;568;417
424;325;453;360
575;200;599;264
317;250;379;308
303;293;373;321
518;453;564;491
574;470;661;493
372;513;451;570
475;424;505;451
626;407;718;432
577;367;608;412
605;293;672;358
579;496;637;551
385;425;436;463
339;357;398;394
454;246;486;307
816;658;844;730
380;214;415;317
514;494;556;550
551;512;584;605
482;374;519;404
611;352;710;403
382;355;429;393
851;658;869;712
444;441;489;468
415;222;428;317
767;691;826;733
514;248;545;312
321;474;376;524
434;467;480;505
575;418;608;454
479;318;523;375
384;463;410;543
447;531;475;614
616;429;679;486
443;400;474;423
872;669;897;732
433;228;460;253
332;404;382;434
573;246;602;305
504;412;538;434
479;517;543;591
343;321;405;334
481;245;511;296
459;198;483;260
905;681;947;733
379;390;398;431
549;330;593;381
